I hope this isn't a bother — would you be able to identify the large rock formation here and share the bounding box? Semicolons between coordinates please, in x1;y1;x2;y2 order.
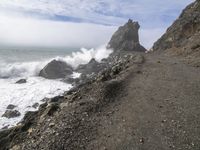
153;0;200;65
39;60;73;79
76;58;107;75
107;19;146;52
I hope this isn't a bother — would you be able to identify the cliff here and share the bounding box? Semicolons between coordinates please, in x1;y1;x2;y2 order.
153;0;200;66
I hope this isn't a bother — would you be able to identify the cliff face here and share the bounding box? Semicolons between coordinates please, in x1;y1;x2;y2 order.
153;0;200;66
107;19;146;52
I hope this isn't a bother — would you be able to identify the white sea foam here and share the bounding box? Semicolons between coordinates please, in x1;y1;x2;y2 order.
0;46;112;78
0;46;112;128
0;61;47;78
0;77;72;128
57;46;113;68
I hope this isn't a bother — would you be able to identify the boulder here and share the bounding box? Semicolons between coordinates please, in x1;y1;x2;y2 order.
6;104;16;110
39;60;73;79
76;58;107;75
16;79;27;84
107;19;146;52
2;110;21;118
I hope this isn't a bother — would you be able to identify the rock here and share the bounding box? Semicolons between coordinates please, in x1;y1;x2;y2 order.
76;58;107;75
107;19;146;52
139;138;145;144
49;123;55;127
111;65;122;76
49;96;64;103
2;110;21;118
6;104;16;110
63;77;80;85
39;60;73;79
28;128;33;134
16;79;27;84
44;103;60;116
32;103;39;109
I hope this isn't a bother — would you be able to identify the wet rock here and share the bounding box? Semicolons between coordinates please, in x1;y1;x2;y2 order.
76;58;107;75
49;96;64;103
6;104;16;110
107;19;146;52
16;79;27;84
63;77;80;85
32;103;39;109
39;60;73;79
2;110;21;118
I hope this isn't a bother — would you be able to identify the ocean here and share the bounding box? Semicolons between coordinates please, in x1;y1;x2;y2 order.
0;46;112;128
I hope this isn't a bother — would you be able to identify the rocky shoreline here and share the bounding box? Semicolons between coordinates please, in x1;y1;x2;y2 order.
0;51;145;150
1;1;200;149
0;19;147;149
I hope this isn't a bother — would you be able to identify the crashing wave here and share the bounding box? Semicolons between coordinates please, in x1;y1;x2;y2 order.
0;46;112;78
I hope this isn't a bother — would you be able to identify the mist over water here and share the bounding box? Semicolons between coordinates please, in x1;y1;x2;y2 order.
0;46;112;128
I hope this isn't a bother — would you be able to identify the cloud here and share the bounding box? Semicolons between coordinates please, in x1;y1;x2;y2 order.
0;13;165;49
0;14;117;48
0;0;195;49
0;0;194;26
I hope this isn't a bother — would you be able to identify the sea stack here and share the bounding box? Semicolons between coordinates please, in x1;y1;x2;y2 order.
107;19;146;52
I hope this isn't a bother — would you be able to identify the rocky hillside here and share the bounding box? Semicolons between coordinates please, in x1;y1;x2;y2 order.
1;2;200;149
153;0;200;66
0;20;146;150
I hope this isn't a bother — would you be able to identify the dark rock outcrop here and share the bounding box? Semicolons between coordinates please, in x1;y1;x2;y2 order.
107;19;146;52
153;0;200;66
2;110;21;118
16;79;27;84
76;58;107;75
32;103;39;109
39;60;73;79
6;104;16;110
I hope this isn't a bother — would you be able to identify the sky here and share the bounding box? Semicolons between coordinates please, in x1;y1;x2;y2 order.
0;0;194;49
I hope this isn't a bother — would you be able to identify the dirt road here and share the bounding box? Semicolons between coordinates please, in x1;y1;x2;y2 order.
88;52;200;150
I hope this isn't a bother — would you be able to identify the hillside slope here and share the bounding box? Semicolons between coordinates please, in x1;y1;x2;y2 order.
1;1;200;150
153;0;200;66
1;51;200;150
87;52;200;150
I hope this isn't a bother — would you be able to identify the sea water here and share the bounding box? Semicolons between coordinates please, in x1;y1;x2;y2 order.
0;46;112;128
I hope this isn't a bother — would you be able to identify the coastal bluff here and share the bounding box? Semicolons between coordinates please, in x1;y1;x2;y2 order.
1;1;200;149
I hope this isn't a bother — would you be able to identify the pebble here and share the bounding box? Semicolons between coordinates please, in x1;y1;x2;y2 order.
139;138;145;144
49;123;55;127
